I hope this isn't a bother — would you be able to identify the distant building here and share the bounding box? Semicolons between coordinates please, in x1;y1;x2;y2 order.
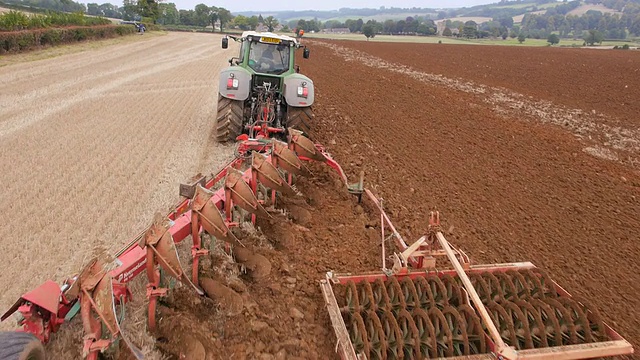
256;23;283;32
320;28;351;34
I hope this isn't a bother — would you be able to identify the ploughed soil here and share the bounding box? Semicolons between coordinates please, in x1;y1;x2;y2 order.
140;40;638;359
327;40;640;129
299;40;640;358
151;162;386;359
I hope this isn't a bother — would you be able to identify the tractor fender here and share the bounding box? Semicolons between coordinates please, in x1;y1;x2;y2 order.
218;67;251;101
283;74;314;107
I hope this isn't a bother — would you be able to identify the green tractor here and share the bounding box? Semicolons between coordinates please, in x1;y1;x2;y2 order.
216;31;314;142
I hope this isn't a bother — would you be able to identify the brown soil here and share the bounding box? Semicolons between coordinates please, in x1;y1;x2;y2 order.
322;40;640;128
149;161;384;359
299;40;640;359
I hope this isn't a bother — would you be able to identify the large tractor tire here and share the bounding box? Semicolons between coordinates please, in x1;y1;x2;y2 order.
286;106;313;136
0;332;45;360
215;95;244;143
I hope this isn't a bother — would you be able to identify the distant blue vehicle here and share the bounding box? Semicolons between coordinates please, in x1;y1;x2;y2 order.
119;20;146;34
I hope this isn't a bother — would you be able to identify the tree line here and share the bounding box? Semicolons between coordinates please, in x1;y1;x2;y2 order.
84;0;233;29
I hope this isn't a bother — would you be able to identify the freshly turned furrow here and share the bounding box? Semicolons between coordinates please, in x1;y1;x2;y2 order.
337;269;610;358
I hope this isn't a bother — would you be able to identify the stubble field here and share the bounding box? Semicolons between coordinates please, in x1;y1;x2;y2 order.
0;31;234;336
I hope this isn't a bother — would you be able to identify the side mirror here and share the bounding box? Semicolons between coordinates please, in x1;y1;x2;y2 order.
222;37;228;49
303;48;310;59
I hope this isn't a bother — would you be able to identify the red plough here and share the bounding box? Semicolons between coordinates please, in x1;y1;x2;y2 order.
0;129;362;359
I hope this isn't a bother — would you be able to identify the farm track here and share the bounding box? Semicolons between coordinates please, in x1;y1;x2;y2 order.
0;32;235;333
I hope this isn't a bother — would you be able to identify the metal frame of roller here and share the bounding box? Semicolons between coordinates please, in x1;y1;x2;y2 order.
320;193;634;360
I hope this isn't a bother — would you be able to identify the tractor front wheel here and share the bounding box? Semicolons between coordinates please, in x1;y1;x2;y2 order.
286;106;313;136
0;332;45;360
215;95;244;143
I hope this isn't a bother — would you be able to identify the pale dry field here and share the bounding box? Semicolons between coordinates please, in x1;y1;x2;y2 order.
0;32;236;332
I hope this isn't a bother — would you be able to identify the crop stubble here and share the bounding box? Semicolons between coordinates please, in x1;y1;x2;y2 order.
0;32;235;334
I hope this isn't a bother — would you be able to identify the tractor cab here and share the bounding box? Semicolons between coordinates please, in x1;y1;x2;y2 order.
222;31;309;76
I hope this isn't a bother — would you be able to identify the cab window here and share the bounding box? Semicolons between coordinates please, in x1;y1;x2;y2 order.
248;41;290;75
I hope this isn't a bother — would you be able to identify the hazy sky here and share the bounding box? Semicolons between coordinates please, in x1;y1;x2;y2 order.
169;0;500;12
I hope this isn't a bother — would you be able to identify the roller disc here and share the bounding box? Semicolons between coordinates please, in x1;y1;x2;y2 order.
399;277;420;311
380;309;405;359
458;304;486;354
386;277;406;314
349;312;371;356
442;305;470;356
365;310;388;360
412;308;438;358
428;307;454;357
396;309;420;359
358;281;376;312
372;278;392;313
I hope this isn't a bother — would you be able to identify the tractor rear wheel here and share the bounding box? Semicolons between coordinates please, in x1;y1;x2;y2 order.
286;106;313;136
0;332;45;360
215;95;244;143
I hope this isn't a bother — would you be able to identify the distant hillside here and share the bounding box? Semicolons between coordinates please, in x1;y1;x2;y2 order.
238;1;639;24
567;3;622;15
234;8;441;23
236;2;573;23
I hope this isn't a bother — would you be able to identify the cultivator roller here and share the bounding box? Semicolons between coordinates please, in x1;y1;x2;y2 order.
1;131;365;359
321;205;634;359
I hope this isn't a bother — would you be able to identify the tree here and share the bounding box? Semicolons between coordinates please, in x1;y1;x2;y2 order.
247;16;259;30
547;33;560;44
209;6;219;31
264;15;278;32
518;33;526;43
157;2;178;24
362;23;375;40
583;29;603;45
462;20;478;38
443;27;452;36
416;24;430;35
137;0;160;22
233;14;250;30
194;3;210;27
217;7;232;31
86;3;100;15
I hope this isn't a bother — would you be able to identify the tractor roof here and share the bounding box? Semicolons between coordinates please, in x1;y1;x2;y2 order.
241;31;299;44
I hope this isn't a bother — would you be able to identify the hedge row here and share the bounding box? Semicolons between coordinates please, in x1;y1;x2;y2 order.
0;10;111;31
0;25;136;53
